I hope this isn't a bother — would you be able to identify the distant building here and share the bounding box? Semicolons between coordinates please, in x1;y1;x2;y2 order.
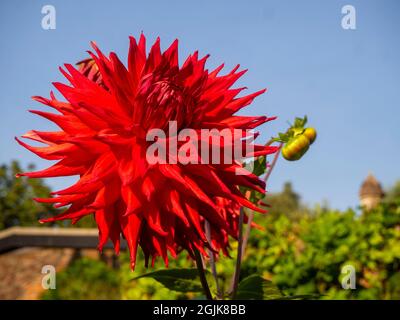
359;173;384;210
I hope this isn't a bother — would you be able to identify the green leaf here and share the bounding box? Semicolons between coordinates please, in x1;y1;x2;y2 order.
252;156;267;177
239;156;267;203
293;115;307;128
236;274;283;300
278;132;290;142
240;156;267;204
131;268;205;293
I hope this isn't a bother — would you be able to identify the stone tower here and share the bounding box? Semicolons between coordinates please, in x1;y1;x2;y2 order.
359;173;384;210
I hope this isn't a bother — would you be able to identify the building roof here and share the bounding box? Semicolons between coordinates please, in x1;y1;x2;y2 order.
359;173;384;198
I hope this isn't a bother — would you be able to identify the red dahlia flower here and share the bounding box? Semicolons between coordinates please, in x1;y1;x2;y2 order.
16;35;277;269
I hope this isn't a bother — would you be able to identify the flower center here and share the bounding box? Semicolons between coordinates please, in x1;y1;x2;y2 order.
142;80;192;131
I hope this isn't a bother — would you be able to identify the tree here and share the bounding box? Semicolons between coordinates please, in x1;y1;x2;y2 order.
0;160;59;229
383;180;400;205
0;161;97;230
263;182;309;221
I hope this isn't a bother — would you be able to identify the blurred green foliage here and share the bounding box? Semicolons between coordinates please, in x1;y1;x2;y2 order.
0;160;56;229
383;180;400;205
0;160;97;230
42;257;121;300
244;201;400;299
264;182;311;221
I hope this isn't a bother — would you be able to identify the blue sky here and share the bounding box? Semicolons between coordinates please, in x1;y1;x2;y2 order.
1;0;399;210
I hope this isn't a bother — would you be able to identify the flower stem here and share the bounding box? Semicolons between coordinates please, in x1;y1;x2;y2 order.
263;142;283;183
204;220;222;298
241;211;254;258
229;142;282;298
241;142;282;257
193;247;213;300
230;207;245;299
